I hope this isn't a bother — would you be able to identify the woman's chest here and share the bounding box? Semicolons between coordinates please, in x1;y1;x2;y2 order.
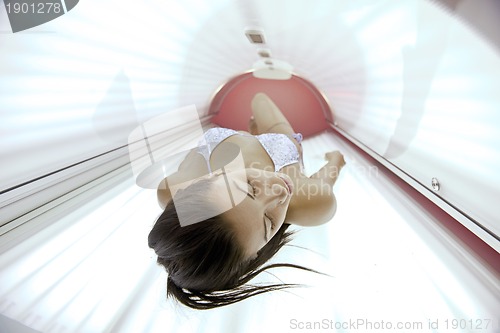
210;135;275;171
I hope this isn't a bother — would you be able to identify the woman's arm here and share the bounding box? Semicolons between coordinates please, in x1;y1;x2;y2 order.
309;151;345;186
285;151;345;226
157;178;173;210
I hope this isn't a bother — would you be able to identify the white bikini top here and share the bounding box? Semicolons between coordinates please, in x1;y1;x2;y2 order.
198;128;302;172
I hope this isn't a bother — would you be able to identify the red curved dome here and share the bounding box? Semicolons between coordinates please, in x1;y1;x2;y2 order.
209;73;333;138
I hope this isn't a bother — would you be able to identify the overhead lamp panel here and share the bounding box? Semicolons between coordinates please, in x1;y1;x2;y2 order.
258;48;272;58
245;28;265;44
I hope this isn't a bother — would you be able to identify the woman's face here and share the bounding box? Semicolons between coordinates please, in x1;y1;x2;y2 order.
210;168;293;258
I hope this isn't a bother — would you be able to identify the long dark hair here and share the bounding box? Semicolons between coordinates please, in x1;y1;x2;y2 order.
148;178;314;310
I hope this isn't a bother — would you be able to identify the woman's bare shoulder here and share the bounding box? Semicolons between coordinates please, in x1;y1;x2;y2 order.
157;149;209;209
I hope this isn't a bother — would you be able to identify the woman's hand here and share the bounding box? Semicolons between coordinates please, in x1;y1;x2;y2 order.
325;151;346;169
309;151;345;187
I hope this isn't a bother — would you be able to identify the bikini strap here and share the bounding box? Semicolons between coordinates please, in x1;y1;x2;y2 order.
292;133;303;143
